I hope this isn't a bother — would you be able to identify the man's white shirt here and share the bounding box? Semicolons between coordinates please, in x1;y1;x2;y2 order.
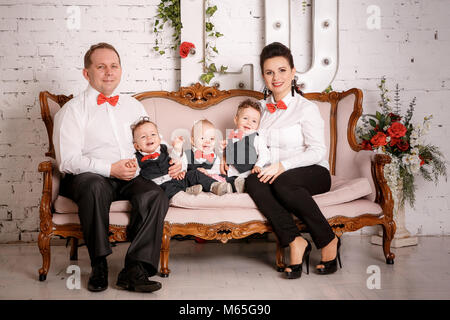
53;85;148;177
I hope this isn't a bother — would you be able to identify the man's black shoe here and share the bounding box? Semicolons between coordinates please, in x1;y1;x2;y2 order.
88;258;108;292
116;262;162;292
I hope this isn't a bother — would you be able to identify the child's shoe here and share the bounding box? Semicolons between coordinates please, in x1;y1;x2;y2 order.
210;182;231;196
234;177;245;193
186;184;203;195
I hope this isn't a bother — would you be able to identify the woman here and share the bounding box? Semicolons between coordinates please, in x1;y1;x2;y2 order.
245;42;341;279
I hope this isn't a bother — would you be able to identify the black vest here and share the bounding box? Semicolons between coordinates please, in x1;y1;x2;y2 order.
136;144;171;180
186;149;216;171
225;132;258;173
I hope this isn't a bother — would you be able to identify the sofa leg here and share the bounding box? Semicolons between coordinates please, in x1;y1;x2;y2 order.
160;230;171;277
38;231;51;281
382;220;396;264
70;238;78;261
276;241;286;272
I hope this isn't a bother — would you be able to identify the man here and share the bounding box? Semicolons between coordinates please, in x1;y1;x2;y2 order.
53;42;181;292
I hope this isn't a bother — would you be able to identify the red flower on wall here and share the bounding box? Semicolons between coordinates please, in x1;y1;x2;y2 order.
179;42;195;58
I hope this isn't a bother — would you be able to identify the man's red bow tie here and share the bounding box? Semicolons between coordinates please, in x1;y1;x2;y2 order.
266;100;287;113
141;152;160;161
228;130;244;140
194;150;215;163
97;93;119;106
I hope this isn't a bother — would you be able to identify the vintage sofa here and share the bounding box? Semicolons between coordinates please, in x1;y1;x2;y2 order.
37;83;396;281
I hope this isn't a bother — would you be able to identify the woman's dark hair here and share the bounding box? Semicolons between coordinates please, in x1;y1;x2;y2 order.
259;42;294;73
259;42;303;97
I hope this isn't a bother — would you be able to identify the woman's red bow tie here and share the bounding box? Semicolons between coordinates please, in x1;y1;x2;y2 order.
141;152;160;161
194;150;215;162
97;93;119;106
266;100;287;113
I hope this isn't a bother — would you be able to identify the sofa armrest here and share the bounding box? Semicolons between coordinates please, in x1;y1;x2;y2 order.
354;150;394;217
371;153;394;220
38;160;55;233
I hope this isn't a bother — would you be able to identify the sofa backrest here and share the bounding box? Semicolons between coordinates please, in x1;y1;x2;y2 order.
40;84;370;197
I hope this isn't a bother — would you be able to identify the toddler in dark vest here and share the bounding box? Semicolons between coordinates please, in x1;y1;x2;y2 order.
130;117;230;199
223;99;270;192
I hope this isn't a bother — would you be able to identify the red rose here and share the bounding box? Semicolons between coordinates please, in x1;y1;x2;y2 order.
396;139;409;151
388;113;402;123
179;42;195;58
361;140;373;150
387;122;407;138
389;137;400;147
370;132;388;147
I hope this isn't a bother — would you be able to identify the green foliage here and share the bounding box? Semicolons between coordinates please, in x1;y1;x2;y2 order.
323;85;333;93
153;0;182;54
200;2;228;84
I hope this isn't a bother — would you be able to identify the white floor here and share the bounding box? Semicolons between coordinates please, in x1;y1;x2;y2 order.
0;235;449;300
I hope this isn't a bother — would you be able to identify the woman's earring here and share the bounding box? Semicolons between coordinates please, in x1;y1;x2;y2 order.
291;76;298;96
263;87;272;100
291;76;304;97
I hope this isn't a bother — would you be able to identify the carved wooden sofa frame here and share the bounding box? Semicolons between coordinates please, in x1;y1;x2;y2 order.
38;84;395;281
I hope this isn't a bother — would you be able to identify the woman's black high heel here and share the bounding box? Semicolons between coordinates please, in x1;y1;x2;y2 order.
284;239;312;279
316;237;342;275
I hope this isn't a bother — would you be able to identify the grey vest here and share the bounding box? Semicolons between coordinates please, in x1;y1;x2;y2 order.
225;132;258;173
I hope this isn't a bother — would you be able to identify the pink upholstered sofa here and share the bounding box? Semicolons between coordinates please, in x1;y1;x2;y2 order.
37;83;395;281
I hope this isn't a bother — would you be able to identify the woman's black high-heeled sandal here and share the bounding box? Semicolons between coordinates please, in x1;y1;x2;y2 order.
284;239;312;279
316;237;342;275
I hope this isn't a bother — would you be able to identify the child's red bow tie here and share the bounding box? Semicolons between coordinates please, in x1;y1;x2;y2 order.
228;130;244;140
194;150;215;163
141;152;160;161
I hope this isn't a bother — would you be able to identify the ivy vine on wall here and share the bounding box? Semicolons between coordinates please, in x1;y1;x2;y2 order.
153;0;181;55
200;1;228;84
152;0;228;84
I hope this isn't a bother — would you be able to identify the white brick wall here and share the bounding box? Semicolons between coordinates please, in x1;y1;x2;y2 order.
0;0;449;242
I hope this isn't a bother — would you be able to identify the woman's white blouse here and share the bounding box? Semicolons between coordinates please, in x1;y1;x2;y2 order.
258;92;329;171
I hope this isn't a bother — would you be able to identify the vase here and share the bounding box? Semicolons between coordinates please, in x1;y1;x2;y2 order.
371;174;418;248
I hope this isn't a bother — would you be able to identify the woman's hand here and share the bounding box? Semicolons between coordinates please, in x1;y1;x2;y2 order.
251;166;262;174
257;162;285;184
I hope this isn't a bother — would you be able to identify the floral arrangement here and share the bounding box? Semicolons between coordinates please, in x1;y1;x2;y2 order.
356;77;447;207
